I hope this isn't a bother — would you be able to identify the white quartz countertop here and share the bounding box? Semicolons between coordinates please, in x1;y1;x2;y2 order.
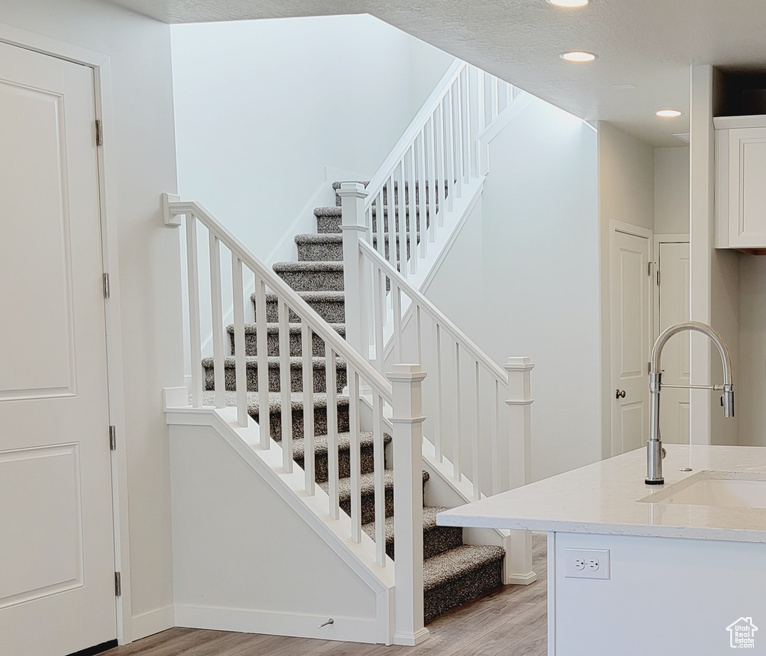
437;445;766;543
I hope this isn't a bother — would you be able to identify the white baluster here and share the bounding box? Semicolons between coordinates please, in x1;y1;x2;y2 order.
349;370;362;543
376;188;385;260
415;304;422;369
453;77;464;197
231;256;247;427
373;393;386;567
435;102;446;227
490;75;499;123
208;232;225;409
278;298;292;472
302;323;315;494
186;215;203;407
338;182;368;355
326;348;339;520
373;266;384;372
454;341;461;482
408;145;418;275
492;379;500;495
416;132;427;259
255;277;270;448
503;356;536;585
434;322;443;463
426;117;436;243
397;160;408;278
473;360;481;500
445;88;456;210
461;67;471;184
393;283;403;363
389;364;428;646
386;173;397;269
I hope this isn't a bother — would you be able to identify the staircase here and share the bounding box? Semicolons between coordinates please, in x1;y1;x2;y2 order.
200;181;505;623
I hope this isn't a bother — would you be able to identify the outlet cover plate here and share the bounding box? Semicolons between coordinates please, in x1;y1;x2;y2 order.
564;548;610;580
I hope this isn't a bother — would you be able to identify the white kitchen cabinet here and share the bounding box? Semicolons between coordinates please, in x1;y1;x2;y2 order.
715;115;766;251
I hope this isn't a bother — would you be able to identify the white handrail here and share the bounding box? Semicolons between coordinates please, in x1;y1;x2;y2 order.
363;60;465;206
168;200;393;404
359;240;507;383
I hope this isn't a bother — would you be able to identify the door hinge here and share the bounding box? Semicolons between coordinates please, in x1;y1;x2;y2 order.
648;361;651;374
109;425;116;451
114;572;122;597
656;269;661;286
103;273;110;299
95;119;103;147
648;261;652;276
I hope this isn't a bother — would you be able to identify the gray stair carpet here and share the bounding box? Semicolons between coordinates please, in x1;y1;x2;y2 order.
202;180;504;623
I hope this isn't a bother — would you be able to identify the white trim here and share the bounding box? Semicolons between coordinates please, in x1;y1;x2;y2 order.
131;605;175;642
175;605;381;644
547;532;557;656
0;23;133;644
610;219;653;241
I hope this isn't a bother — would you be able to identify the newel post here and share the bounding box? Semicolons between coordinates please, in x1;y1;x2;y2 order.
503;356;537;585
388;364;429;646
337;182;368;356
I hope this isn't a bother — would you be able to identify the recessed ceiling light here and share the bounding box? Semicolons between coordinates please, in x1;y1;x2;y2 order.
560;51;597;63
548;0;589;7
656;109;682;117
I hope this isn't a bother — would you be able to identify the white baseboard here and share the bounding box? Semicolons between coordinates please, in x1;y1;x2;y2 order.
174;604;381;644
131;604;175;641
394;627;431;646
505;571;538;585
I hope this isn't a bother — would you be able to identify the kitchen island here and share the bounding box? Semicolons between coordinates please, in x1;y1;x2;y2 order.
438;445;766;655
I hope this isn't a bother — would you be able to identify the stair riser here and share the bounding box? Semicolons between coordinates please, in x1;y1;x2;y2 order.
315;211;427;235
276;268;344;292
424;558;504;623
342;479;428;527
386;525;464;561
295;442;376;484
229;331;333;357
255;298;345;323
252;403;351;441
335;182;447;207
296;241;343;262
204;362;347;394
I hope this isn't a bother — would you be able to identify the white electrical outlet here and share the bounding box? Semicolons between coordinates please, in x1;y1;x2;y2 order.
564;549;610;580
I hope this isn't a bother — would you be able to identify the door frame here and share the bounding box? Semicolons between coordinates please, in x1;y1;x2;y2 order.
608;220;654;457
0;23;132;644
653;234;690;339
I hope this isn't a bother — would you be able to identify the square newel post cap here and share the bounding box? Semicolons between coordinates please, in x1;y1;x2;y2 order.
336;181;369;199
504;356;535;373
387;363;427;383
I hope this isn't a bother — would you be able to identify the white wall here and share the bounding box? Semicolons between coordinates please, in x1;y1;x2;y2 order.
597;122;656;457
425;96;600;481
654;147;690;235
171;14;454;265
0;0;181;640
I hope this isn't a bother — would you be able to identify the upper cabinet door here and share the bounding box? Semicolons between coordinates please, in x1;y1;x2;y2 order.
717;124;766;249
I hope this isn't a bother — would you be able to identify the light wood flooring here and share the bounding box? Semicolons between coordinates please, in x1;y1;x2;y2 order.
104;534;547;656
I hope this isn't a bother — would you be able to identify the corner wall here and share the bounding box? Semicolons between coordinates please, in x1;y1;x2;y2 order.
171;15;454;264
425;96;600;481
0;0;181;639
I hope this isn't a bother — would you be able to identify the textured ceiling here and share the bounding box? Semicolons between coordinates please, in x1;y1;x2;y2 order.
108;0;766;147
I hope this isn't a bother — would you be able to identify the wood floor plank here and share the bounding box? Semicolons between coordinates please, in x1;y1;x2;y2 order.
104;534;548;656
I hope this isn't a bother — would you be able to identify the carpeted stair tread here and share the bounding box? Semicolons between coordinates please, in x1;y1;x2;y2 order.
321;469;429;502
257;290;345;303
363;505;444;541
201;355;346;369
273;261;345;273
200;389;349;412
292;431;390;460
226;322;346;336
423;545;505;592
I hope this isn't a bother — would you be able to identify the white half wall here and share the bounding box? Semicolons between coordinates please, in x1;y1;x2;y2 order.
0;0;181;640
169;424;381;642
424;96;600;481
171;14;454;265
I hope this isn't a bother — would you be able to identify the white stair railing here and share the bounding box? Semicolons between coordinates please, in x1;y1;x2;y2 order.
351;61;514;285
163;195;429;643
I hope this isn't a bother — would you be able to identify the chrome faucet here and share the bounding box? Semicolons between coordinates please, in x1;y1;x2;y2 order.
646;321;734;485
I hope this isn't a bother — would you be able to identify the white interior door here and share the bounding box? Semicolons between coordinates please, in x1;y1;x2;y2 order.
610;227;652;455
0;42;116;655
656;241;691;444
